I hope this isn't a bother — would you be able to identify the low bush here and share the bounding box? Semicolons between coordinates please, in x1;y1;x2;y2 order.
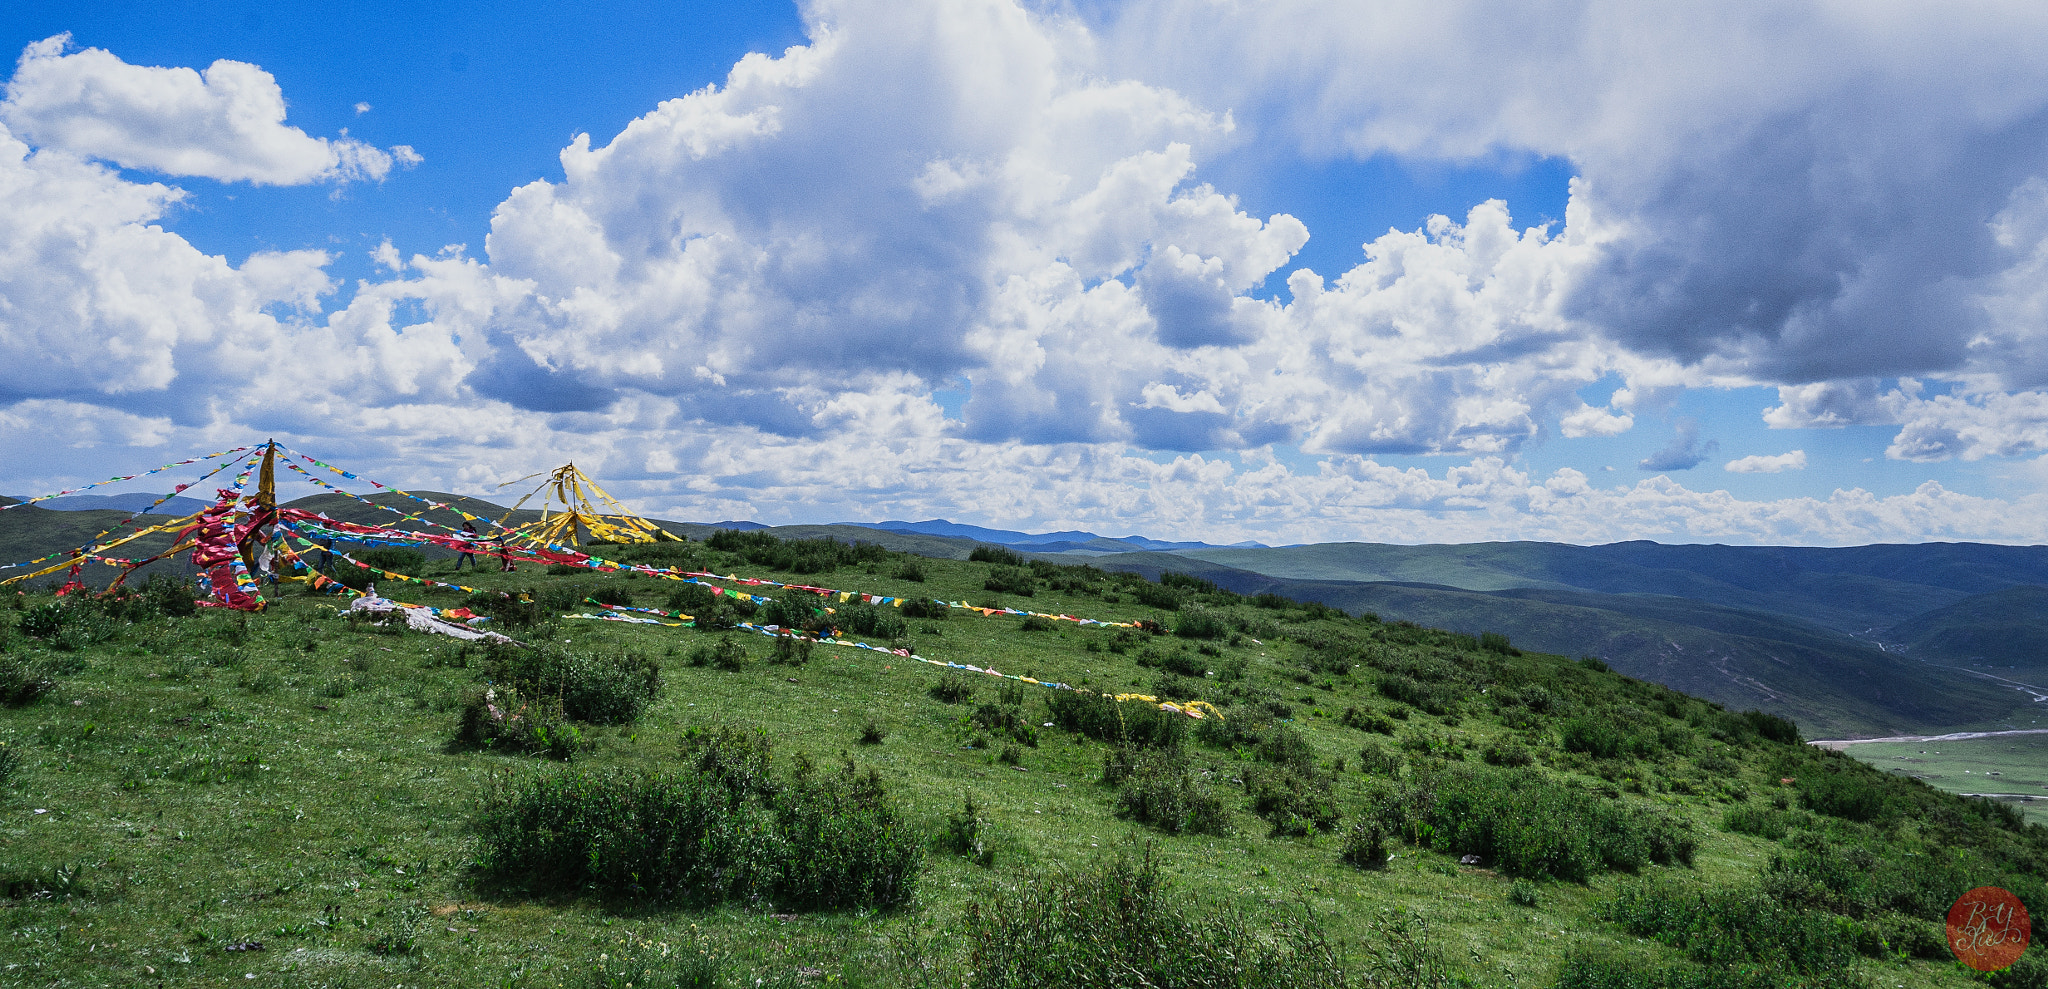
474;727;922;909
1342;706;1396;734
894;560;927;582
963;847;1353;989
1113;750;1229;836
769;634;813;666
929;671;977;704
1602;878;1859;974
833;600;907;640
455;686;580;759
1045;690;1185;749
1479;631;1518;655
1559;715;1657;760
1482;740;1534;767
1377;674;1456;715
0;652;58;705
968;545;1026;567
1388;765;1696;881
706;530;889;574
665;582;718;615
983;566;1036;597
757;589;830;634
1173;607;1230;640
1339;820;1388;869
477;643;662;724
1720;803;1795;841
1136;646;1206;678
1356;742;1403;776
943;794;996;867
1244;764;1341;836
1131;582;1182;611
685;635;748;671
358;547;428;575
971;703;1039;747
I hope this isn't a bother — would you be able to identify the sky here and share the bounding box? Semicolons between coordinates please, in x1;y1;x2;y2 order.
4;0;2048;547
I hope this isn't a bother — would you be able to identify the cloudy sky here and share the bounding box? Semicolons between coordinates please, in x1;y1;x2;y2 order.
4;0;2048;546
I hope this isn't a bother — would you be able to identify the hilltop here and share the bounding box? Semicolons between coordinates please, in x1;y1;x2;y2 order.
1;526;2044;987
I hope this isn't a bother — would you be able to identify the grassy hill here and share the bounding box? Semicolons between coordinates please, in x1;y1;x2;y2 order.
1883;585;2048;675
2;530;2046;987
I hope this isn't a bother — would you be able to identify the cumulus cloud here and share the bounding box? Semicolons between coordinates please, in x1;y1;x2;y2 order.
11;1;2048;549
1638;418;1717;472
1099;0;2048;451
1559;403;1633;437
1725;450;1805;473
2;35;416;184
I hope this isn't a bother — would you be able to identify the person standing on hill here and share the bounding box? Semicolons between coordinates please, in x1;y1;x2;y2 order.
456;521;480;571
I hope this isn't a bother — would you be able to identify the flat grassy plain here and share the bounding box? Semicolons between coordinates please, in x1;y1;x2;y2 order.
0;537;2038;988
1849;732;2048;825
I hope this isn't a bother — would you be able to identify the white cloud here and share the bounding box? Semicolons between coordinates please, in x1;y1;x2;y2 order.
1725;450;1806;473
2;34;415;184
1559;403;1633;437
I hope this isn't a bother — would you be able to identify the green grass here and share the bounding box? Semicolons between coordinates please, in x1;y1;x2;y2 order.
0;536;2038;988
1843;732;2048;825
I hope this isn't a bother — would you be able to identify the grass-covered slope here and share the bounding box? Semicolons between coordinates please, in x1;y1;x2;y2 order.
1884;585;2048;674
3;532;2047;987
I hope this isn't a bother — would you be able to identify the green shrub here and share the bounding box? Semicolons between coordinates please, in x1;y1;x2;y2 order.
1114;750;1228;836
1131;582;1182;611
972;703;1039;747
1559;715;1658;759
902;597;949;619
1045;690;1185;749
665;582;718;615
358;547;428;575
963;847;1352;989
1602;878;1859;974
858;718;886;746
1137;646;1206;677
706;530;889;574
942;794;996;867
1377;674;1456;715
1339;820;1388;870
477;643;662;724
1244;764;1341;836
757;589;830;633
687;635;748;671
1389;765;1695;881
1793;764;1892;822
1173;607;1229;640
474;730;921;910
832;600;907;640
983;566;1036;597
455;686;580;759
1480;631;1517;655
1482;740;1534;767
929;671;977;703
769;634;813;666
139;573;198;617
1342;706;1396;734
1508;879;1539;907
894;560;927;582
968;545;1026;567
1356;742;1403;776
464;589;552;629
0;653;57;705
1720;804;1794;841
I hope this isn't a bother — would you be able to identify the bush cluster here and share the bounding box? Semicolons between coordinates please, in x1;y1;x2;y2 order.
1384;765;1696;881
1376;673;1457;715
1244;763;1342;836
705;530;888;574
476;642;662;724
982;566;1037;597
1110;749;1228;836
967;544;1026;567
1045;690;1185;749
455;686;579;759
1172;607;1230;640
474;726;921;909
831;600;907;640
963;848;1352;989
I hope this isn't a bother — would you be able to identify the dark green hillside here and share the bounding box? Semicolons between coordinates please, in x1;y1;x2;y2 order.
1077;551;2030;738
1885;585;2048;673
3;529;2043;987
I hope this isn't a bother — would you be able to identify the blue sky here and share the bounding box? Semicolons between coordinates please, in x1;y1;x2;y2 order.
4;1;2048;545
